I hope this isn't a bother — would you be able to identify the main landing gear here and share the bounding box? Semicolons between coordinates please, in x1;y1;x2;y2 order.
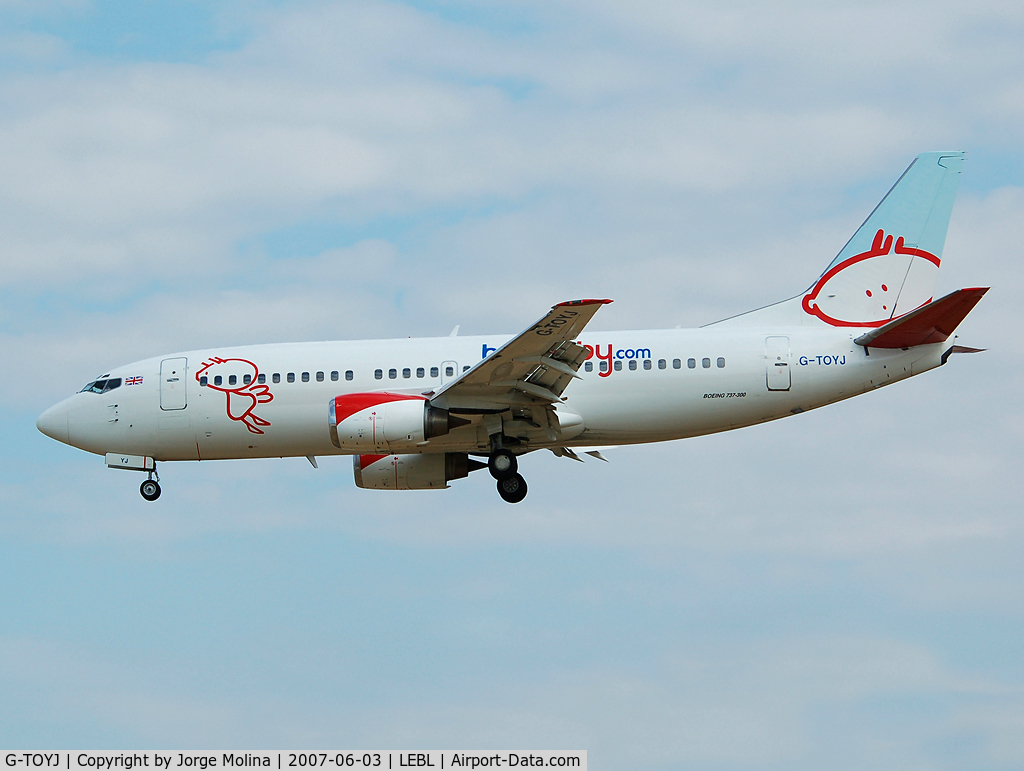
140;468;161;501
496;473;528;504
488;447;527;503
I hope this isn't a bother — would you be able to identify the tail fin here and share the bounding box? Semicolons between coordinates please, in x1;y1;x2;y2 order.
803;151;965;327
711;152;966;328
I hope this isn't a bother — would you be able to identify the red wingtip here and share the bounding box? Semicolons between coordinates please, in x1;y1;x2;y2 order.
554;298;613;307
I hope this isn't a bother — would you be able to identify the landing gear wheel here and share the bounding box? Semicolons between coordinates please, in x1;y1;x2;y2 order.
497;473;528;504
140;479;161;501
488;448;518;480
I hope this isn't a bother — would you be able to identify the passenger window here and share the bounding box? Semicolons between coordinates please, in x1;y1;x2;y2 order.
243;374;251;385
389;368;397;379
600;361;608;372
316;371;324;382
431;367;439;378
374;369;383;380
717;357;726;368
445;366;454;377
628;359;637;371
199;376;208;386
273;373;281;384
673;359;681;369
287;373;295;383
658;359;666;369
302;372;310;382
585;361;593;372
643;359;652;370
416;367;425;378
331;371;339;381
403;368;411;378
257;374;266;384
687;358;696;369
614;361;622;371
702;358;711;369
463;365;470;372
228;375;237;385
346;370;354;381
214;375;223;386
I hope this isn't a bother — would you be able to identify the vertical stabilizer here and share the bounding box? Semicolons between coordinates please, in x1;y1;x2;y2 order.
710;152;965;329
803;151;964;327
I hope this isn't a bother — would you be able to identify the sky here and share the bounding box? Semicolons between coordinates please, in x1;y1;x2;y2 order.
1;0;1023;767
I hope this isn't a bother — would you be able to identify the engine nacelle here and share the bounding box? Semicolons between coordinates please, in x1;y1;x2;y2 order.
353;452;477;490
329;392;469;452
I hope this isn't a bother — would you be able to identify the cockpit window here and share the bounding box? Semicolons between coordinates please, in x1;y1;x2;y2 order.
80;377;122;394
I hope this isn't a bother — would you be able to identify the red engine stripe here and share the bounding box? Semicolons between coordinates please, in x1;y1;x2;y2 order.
359;453;389;469
333;392;426;424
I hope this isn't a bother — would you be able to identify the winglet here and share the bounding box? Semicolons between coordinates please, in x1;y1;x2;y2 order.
855;287;988;348
554;299;613;307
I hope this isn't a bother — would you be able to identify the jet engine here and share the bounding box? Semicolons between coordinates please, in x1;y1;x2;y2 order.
329;392;470;452
353;452;484;490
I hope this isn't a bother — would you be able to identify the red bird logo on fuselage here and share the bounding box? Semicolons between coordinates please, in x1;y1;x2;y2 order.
195;357;274;434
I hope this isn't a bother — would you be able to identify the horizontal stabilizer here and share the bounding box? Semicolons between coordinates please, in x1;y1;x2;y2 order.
950;345;986;354
855;287;988;349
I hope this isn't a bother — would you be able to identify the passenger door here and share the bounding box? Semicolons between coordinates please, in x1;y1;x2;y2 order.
765;337;791;391
160;357;188;410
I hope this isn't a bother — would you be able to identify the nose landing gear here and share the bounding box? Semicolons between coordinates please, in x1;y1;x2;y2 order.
104;454;162;501
140;480;161;501
140;468;161;501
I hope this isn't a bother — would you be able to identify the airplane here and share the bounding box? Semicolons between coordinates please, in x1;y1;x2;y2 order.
36;151;988;504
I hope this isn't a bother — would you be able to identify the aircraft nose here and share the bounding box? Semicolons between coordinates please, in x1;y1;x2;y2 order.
37;401;69;444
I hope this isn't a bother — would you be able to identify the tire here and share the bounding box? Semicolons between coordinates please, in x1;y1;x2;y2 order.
497;473;528;504
488;448;518;480
140;480;161;501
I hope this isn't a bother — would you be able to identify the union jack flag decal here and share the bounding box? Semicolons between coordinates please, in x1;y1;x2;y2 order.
125;376;143;386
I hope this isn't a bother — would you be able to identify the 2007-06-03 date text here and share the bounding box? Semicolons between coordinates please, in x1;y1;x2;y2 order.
289;757;380;768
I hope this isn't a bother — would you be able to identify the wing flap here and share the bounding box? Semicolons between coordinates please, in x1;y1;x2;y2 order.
431;299;612;410
854;287;988;349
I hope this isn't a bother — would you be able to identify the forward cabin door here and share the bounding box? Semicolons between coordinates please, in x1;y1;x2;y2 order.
765;337;791;391
160;357;188;410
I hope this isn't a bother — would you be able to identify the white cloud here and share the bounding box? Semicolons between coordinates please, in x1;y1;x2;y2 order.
4;0;1021;306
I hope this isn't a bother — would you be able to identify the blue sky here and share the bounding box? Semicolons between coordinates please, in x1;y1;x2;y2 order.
2;1;1024;767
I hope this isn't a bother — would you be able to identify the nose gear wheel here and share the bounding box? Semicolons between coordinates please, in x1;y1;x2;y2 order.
140;479;161;501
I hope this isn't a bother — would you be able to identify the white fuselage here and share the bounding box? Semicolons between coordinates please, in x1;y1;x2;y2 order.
40;327;948;463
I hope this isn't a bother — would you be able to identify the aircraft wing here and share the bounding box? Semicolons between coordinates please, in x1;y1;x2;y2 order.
429;299;612;411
